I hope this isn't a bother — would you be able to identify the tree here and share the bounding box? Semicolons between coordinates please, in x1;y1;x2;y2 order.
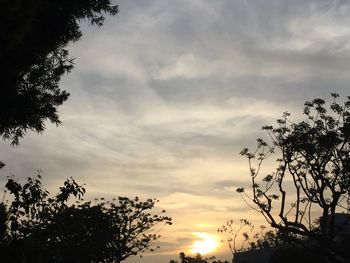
218;219;294;263
103;196;172;263
1;0;118;145
247;226;284;250
0;175;171;262
237;93;350;262
170;252;229;263
217;219;253;260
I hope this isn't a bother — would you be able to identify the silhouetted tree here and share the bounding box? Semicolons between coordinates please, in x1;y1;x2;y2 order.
218;219;253;261
237;93;350;262
247;227;283;250
0;175;171;262
218;219;295;263
0;203;7;244
1;0;118;145
104;196;172;263
170;252;229;263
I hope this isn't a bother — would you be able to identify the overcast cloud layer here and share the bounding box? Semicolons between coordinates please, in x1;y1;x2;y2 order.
1;0;350;262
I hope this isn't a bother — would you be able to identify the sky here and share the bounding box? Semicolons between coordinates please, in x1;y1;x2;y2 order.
2;0;350;262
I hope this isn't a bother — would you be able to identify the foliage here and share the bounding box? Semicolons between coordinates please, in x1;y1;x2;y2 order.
218;219;253;256
238;93;350;262
248;226;281;250
218;219;296;263
0;175;171;263
1;0;118;145
0;203;8;244
170;252;229;263
105;196;172;263
246;225;296;250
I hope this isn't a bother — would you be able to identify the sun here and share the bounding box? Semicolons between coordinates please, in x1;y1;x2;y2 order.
190;232;219;255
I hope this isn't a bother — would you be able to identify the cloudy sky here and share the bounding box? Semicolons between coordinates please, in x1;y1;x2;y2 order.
2;0;350;262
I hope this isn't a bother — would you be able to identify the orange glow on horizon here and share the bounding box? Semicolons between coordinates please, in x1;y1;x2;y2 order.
190;232;219;255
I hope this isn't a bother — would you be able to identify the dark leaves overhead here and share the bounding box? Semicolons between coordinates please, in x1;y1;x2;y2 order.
0;0;118;145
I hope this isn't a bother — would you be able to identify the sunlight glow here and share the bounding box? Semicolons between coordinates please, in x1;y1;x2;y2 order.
190;232;219;255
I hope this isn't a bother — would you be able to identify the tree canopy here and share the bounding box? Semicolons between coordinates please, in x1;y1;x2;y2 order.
1;0;118;145
238;93;350;262
0;175;171;263
170;252;229;263
218;219;295;263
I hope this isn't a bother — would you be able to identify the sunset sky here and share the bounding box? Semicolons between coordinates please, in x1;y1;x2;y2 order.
2;0;350;262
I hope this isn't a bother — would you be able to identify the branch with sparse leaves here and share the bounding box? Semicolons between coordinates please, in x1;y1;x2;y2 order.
237;93;350;262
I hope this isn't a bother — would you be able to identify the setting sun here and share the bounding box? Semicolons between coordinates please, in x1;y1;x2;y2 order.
190;232;219;255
